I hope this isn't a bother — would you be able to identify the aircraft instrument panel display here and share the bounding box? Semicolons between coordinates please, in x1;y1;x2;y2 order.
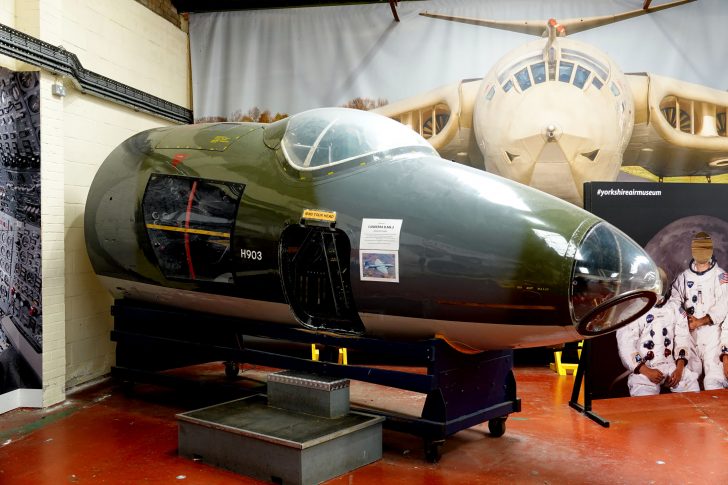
0;67;42;392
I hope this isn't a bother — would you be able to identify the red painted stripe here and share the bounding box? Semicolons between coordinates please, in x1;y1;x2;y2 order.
172;153;188;167
184;181;198;280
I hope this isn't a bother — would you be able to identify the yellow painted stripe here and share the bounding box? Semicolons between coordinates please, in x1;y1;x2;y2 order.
146;223;230;238
620;166;728;183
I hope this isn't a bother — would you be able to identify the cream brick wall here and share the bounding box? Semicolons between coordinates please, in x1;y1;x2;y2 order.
41;72;66;406
62;0;189;106
63;93;169;389
36;0;65;409
0;0;13;23
0;1;18;69
59;0;190;391
0;0;190;404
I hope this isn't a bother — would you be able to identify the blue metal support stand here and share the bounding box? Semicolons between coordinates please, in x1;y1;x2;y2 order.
110;299;521;462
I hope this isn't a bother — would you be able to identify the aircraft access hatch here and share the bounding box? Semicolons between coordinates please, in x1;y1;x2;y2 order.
279;224;364;335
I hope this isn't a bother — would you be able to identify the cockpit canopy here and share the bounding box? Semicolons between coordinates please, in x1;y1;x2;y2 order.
280;107;437;178
495;48;612;95
570;222;660;335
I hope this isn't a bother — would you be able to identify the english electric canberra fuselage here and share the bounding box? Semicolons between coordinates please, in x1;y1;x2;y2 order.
85;108;660;350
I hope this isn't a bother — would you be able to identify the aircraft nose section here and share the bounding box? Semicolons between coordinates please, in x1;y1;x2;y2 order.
543;123;561;143
570;222;660;336
526;133;586;203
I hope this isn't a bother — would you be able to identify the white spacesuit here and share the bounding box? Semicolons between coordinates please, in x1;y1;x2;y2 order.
617;298;699;396
670;232;728;390
721;326;728;382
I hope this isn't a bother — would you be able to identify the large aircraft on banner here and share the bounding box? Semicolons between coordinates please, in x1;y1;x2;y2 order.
374;0;728;205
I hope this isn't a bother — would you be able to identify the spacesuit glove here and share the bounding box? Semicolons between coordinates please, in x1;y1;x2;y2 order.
687;315;703;330
666;360;685;388
688;315;712;330
640;366;664;384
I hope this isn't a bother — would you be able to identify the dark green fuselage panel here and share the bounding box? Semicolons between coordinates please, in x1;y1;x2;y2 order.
85;119;600;332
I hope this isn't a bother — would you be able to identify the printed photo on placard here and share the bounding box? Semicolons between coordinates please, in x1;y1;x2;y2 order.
360;250;399;283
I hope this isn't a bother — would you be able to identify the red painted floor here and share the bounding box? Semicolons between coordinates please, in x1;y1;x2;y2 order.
1;365;727;484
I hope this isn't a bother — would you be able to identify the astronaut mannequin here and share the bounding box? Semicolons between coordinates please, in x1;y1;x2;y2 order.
670;232;728;390
617;268;700;396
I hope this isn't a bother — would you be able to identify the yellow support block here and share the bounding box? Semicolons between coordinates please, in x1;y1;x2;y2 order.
337;348;348;365
550;341;583;375
310;345;347;364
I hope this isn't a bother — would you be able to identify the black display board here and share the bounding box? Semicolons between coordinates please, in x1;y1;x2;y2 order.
584;182;728;398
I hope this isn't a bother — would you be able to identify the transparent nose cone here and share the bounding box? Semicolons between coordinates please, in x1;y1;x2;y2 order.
570;222;660;336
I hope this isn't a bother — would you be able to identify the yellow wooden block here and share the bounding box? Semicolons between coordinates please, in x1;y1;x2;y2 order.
550;342;582;375
338;348;348;365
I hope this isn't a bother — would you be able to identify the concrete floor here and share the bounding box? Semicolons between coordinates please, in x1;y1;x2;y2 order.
1;364;728;484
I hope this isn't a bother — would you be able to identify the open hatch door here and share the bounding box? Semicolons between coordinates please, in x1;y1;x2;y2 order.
279;221;364;335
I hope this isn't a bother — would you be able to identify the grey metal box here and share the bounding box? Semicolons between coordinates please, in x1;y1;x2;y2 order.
177;395;383;485
267;370;350;418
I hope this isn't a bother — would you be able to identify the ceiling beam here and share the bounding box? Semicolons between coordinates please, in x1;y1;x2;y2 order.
172;0;407;14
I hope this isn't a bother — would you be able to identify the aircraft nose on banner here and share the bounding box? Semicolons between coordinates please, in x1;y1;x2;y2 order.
476;79;626;205
543;123;561;142
528;109;598;203
516;89;600;201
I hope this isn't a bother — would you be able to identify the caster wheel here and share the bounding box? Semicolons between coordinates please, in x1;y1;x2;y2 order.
224;361;240;379
488;417;507;438
120;380;135;395
424;439;444;463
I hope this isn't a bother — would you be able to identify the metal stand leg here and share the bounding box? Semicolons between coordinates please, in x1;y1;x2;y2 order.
568;339;609;428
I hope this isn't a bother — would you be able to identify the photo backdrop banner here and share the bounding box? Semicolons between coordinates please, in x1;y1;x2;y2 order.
0;67;41;411
189;0;728;121
585;181;728;398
